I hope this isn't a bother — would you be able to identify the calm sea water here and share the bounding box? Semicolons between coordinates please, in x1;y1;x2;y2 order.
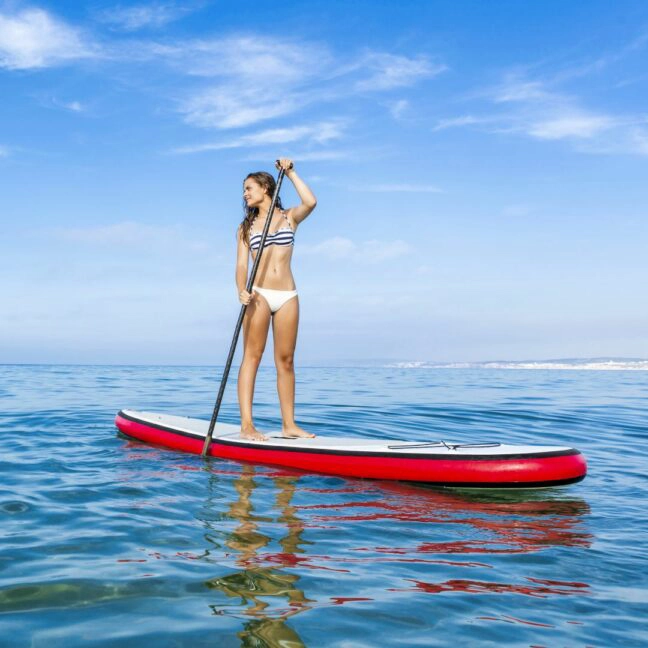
1;365;647;647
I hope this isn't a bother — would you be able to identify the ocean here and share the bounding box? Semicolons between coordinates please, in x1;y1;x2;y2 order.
1;364;646;647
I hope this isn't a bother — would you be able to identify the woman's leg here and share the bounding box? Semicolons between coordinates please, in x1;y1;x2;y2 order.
272;297;315;438
238;295;272;440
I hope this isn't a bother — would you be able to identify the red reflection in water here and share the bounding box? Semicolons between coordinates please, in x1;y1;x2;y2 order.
236;552;350;574
299;484;591;556
398;577;588;598
120;444;590;560
330;597;373;605
332;552;492;568
176;551;201;561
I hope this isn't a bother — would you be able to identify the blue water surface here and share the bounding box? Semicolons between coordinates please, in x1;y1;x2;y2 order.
1;365;647;647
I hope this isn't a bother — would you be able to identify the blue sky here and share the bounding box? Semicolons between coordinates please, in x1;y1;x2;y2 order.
1;0;647;365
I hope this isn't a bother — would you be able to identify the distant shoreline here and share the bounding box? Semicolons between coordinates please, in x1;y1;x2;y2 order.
387;359;648;371
1;358;648;370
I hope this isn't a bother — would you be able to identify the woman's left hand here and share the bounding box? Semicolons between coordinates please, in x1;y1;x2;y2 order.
275;158;294;173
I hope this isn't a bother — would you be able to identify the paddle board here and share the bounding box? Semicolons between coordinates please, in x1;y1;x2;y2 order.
115;410;587;488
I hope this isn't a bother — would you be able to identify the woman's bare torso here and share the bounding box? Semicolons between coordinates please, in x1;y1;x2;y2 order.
250;210;297;290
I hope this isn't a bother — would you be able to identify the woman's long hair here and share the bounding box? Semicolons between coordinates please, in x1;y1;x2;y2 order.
240;171;284;247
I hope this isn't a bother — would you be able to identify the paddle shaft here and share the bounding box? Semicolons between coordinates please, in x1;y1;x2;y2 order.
201;167;288;456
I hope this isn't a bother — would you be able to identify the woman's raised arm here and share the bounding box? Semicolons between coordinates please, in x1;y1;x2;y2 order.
276;158;317;225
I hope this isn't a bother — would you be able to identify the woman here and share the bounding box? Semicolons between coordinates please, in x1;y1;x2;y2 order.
236;158;317;442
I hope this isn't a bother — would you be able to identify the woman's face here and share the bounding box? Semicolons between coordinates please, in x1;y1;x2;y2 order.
243;178;266;208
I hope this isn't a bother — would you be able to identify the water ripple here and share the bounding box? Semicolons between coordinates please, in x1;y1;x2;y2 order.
0;365;646;646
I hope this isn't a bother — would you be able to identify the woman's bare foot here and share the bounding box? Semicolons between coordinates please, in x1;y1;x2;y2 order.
282;424;315;439
240;423;268;442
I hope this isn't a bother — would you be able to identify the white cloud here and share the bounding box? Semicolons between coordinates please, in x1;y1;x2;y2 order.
433;115;497;131
242;149;351;162
388;99;409;119
98;2;197;31
64;100;84;112
437;73;648;155
491;78;617;141
54;221;210;252
550;31;648;85
493;79;552;103
0;145;9;157
630;128;648;155
248;122;343;146
527;113;616;140
32;94;88;113
301;237;412;262
157;36;331;81
0;13;445;135
52;98;85;112
172;121;345;154
0;8;95;69
575;124;648;156
165;36;332;129
355;53;446;91
180;88;304;129
155;38;444;130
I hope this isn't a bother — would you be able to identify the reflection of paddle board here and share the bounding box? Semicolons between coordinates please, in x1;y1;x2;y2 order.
115;410;587;488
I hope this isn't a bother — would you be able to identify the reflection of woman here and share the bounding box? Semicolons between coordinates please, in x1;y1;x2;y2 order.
236;158;317;442
206;466;312;646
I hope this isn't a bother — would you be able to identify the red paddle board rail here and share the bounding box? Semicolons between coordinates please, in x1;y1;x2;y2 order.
115;411;587;488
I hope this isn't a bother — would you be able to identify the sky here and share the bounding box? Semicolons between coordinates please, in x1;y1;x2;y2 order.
1;0;647;365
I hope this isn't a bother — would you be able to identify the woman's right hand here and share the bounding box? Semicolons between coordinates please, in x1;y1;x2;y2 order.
239;289;254;305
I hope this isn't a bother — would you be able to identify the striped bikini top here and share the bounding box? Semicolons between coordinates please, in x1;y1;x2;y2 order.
249;210;295;252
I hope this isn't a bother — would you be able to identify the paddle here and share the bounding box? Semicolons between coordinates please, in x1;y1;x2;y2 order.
201;163;290;457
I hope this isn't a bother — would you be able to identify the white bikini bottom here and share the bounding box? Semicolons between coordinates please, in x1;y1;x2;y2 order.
253;286;298;313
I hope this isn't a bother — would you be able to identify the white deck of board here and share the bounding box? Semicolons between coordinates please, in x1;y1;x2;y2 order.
121;410;573;457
